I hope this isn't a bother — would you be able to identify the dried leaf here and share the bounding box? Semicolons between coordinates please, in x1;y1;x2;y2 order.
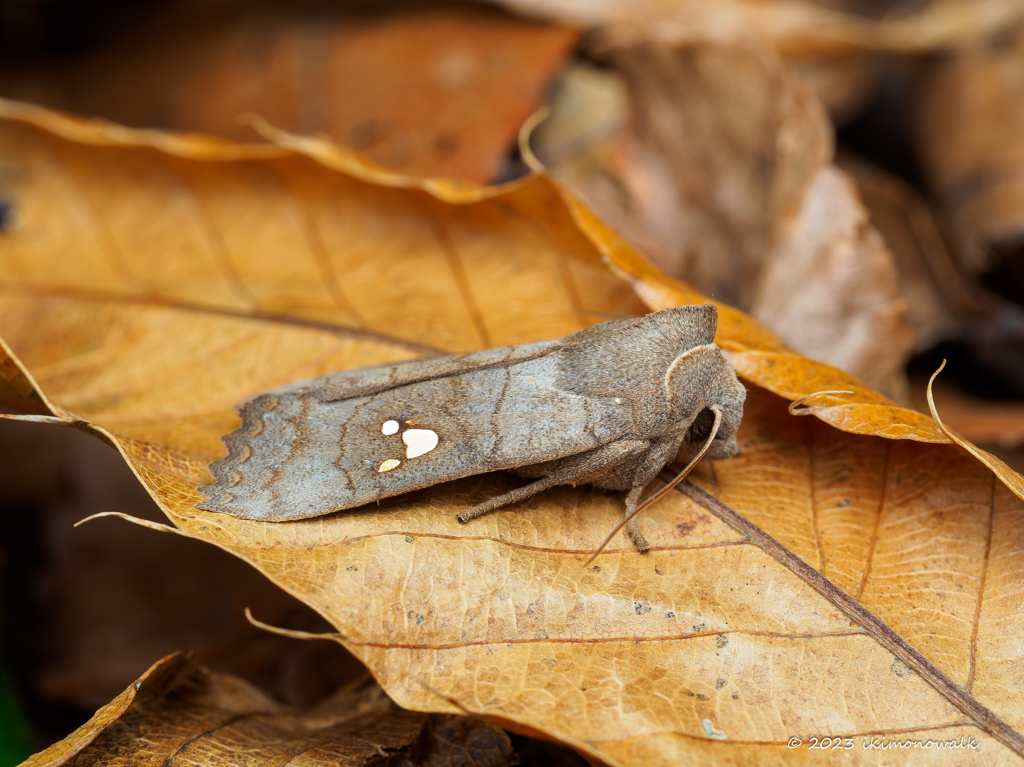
21;653;182;767
2;102;1024;764
837;158;1024;449
0;9;577;185
785;53;881;125
532;38;913;395
528;61;629;170
498;0;1024;135
840;155;978;354
536;37;831;310
749;165;913;395
25;653;516;767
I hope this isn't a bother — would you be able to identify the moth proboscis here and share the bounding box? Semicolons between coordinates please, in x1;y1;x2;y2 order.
197;303;746;554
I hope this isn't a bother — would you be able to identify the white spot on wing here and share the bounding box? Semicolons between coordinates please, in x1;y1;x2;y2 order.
378;458;401;473
403;428;439;458
702;719;726;740
382;419;399;435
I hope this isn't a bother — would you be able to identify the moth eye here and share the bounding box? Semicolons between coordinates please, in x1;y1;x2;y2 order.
688;408;717;442
377;458;401;473
381;420;399;436
402;428;439;458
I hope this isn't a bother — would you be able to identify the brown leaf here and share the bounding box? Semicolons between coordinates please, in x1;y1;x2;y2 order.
0;9;577;185
2;102;1024;764
748;165;913;395
495;0;1024;55
532;37;913;395
25;653;516;767
21;653;184;767
538;36;831;310
785;53;882;126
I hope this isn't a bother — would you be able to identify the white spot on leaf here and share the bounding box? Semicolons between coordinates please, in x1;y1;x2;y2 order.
381;419;399;436
377;458;401;473
403;428;438;458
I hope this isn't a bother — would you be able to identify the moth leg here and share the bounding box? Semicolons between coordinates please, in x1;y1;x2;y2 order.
600;437;686;553
622;485;650;553
457;439;651;523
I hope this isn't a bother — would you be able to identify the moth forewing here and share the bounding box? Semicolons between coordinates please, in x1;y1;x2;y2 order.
198;353;632;520
197;303;746;552
282;338;561;402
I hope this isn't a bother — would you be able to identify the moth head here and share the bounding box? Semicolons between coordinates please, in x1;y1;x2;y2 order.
666;344;746;460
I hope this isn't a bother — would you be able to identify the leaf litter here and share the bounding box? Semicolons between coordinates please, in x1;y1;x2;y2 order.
24;653;517;767
0;95;1023;765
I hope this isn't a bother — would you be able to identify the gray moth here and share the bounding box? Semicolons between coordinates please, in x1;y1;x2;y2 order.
197;303;746;551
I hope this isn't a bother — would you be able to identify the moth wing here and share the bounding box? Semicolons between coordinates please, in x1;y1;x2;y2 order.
197;339;634;521
281;339;561;402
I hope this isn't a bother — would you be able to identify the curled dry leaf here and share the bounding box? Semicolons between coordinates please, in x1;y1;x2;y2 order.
2;102;1024;764
531;37;913;395
24;653;516;767
749;165;913;396
839;155;978;354
0;9;577;185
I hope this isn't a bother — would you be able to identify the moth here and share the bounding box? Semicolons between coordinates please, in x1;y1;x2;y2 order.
197;303;746;552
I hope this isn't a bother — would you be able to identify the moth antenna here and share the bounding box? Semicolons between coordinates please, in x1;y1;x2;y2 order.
583;406;723;567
